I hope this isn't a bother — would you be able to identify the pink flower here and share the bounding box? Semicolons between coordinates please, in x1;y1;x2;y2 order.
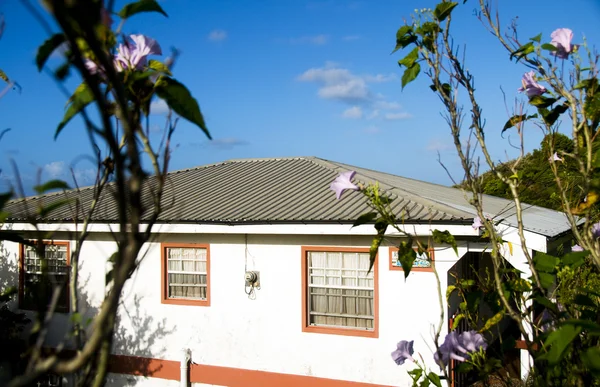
518;71;546;98
572;244;583;252
330;171;359;200
549;152;563;162
115;34;162;72
472;216;483;230
550;28;574;59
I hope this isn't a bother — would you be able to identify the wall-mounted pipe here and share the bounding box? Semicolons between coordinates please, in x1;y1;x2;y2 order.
180;348;191;387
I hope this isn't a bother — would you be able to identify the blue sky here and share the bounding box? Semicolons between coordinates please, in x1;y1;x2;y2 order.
1;0;599;194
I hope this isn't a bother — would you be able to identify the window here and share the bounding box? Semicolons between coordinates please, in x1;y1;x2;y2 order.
161;243;210;306
19;241;70;313
389;247;435;272
301;246;378;338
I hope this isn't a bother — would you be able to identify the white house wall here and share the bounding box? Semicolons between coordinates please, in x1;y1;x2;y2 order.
0;226;539;386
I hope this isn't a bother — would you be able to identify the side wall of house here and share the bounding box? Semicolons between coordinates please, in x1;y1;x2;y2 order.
0;231;535;386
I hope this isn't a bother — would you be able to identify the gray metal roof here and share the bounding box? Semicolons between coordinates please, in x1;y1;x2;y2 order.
3;156;573;237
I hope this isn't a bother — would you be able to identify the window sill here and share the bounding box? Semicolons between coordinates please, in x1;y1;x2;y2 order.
302;325;378;338
161;298;210;307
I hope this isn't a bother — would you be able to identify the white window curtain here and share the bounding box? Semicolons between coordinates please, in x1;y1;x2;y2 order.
167;247;207;300
308;251;374;329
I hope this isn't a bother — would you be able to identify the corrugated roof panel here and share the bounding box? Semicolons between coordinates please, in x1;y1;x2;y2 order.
2;156;574;237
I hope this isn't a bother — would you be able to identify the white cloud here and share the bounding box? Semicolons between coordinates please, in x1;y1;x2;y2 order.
426;139;451;152
73;168;97;185
43;161;97;185
364;125;380;134
298;63;401;106
150;100;170;115
342;35;361;41
363;73;397;83
208;29;228;42
366;109;380;119
374;101;402;110
44;161;66;178
384;112;412;120
298;66;371;104
190;137;249;150
342;106;363;119
289;35;329;45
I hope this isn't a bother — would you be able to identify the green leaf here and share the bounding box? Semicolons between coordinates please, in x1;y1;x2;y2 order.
70;312;82;324
529;96;558;108
0;68;8;83
154;77;211;139
352;212;378;227
398;47;419;68
502;114;538;133
534;295;559;314
451;313;465;330
393;238;415;279
33;180;70;195
36;34;66;71
573;294;597;308
432;229;458;255
540;103;569;127
55;62;70;81
148;59;172;76
426;372;442;387
573;78;595;90
533;252;560;273
56;82;94;139
401;63;421;90
561;251;587;269
537;272;555;289
118;0;168;19
530;33;542;43
541;43;558;52
446;285;457;300
507;278;531;292
367;222;387;274
433;2;458;22
480;310;504;333
393;25;417;53
510;42;535;61
37;198;72;219
582;347;600;375
542;324;582;365
561;319;600;334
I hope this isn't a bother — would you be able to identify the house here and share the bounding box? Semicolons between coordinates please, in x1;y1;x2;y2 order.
0;156;574;387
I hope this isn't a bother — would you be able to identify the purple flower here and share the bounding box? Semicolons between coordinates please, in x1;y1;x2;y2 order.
391;340;415;365
434;331;487;367
115;34;162;72
472;216;483;230
592;222;600;239
330;171;359;200
85;59;101;75
434;331;467;366
572;244;584;252
457;330;487;354
550;28;574;59
518;71;546;98
549;152;563;162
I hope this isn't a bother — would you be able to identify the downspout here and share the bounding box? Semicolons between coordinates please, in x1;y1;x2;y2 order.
180;348;191;387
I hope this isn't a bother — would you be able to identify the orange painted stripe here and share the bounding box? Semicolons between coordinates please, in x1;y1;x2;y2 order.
104;353;394;387
189;363;394;387
109;355;180;380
